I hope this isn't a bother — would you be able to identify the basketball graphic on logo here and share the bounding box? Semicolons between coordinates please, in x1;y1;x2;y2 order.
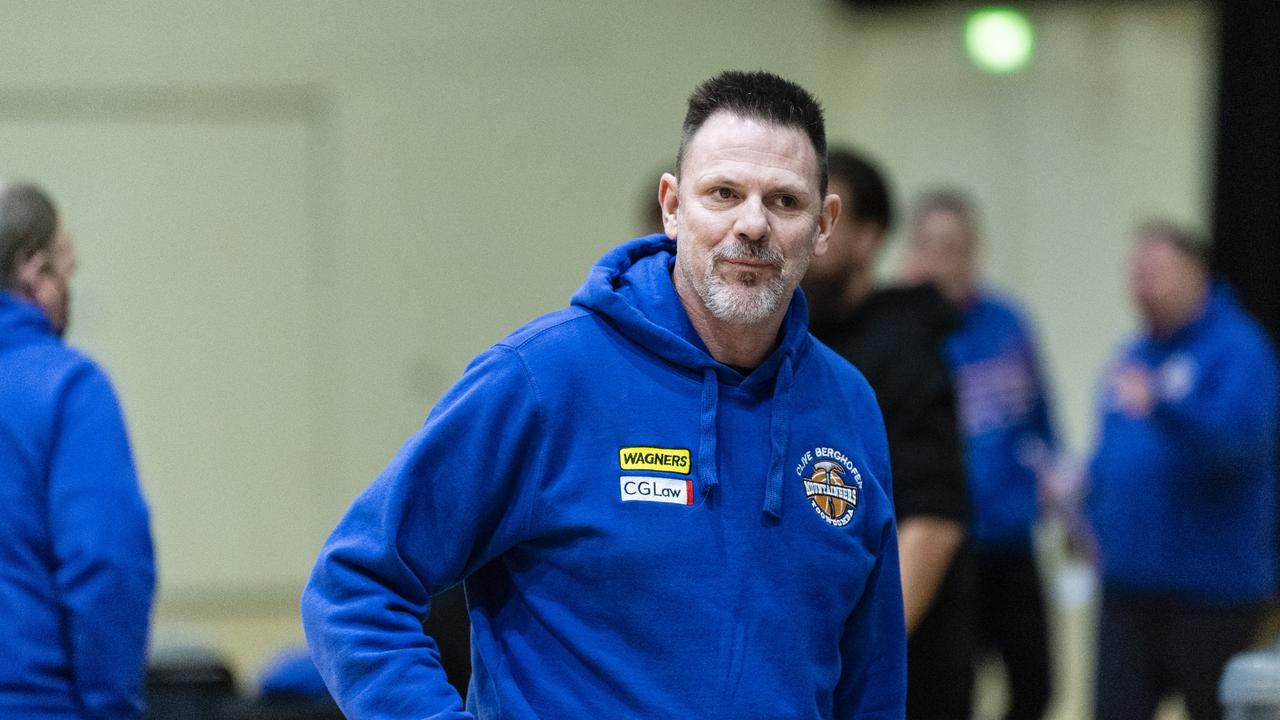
810;461;847;519
799;449;861;527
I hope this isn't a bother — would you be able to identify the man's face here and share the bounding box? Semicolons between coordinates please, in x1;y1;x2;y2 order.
803;176;883;289
661;111;838;325
1130;235;1206;331
29;222;77;335
905;209;977;304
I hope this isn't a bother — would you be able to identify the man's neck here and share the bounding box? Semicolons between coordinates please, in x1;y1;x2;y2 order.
674;272;786;369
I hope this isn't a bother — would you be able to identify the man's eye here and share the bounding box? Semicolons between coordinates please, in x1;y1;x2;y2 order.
716;188;734;199
777;195;797;208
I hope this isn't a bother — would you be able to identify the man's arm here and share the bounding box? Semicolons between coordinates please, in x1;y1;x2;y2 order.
48;365;155;720
302;347;546;720
1019;313;1060;454
884;308;969;635
897;516;965;634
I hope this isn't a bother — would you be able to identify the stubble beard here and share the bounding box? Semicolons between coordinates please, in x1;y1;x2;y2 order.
696;240;802;325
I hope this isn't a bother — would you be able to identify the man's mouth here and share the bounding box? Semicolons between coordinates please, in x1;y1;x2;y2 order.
721;257;779;271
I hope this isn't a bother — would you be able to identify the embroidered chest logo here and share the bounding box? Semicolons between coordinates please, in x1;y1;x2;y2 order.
619;446;693;506
797;446;862;527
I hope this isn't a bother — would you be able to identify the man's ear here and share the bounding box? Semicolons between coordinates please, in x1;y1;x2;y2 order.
813;191;842;257
658;173;680;239
16;249;48;297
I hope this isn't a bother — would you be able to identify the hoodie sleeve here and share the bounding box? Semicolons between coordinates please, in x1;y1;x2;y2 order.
302;345;547;720
48;364;155;720
834;511;907;719
835;406;906;719
1151;331;1279;475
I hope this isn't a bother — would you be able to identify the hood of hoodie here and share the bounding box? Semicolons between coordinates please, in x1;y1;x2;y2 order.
570;234;812;518
570;234;811;385
0;291;54;353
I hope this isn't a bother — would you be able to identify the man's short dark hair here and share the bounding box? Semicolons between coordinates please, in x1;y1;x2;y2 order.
677;70;829;196
0;183;59;291
1137;220;1213;268
828;148;893;232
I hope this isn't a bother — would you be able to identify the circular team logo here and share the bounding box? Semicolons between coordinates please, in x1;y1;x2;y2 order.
797;447;862;527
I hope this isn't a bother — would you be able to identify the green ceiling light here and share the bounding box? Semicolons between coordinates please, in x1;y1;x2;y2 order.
965;7;1035;74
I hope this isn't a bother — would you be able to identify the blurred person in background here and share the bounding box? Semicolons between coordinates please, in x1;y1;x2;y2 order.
901;191;1058;720
303;71;907;719
1086;223;1279;720
803;148;974;719
0;182;155;719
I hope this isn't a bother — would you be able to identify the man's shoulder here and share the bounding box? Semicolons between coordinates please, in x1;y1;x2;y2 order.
803;337;880;404
954;291;1039;350
1205;301;1280;368
494;305;598;356
973;289;1024;320
1;342;117;427
807;335;867;378
3;338;105;390
836;284;955;361
864;283;957;336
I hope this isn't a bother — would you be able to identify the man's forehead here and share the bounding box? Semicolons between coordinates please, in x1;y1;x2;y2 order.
688;111;811;150
682;112;819;185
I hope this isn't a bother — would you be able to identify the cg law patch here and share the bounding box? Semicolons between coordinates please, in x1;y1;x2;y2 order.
797;446;862;527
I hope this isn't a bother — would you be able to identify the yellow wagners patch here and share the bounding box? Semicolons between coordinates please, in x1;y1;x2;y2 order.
619;446;691;475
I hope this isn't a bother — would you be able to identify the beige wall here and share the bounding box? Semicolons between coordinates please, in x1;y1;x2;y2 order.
0;0;1213;709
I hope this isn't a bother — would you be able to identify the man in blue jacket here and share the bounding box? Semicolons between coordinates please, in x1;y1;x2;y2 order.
0;182;156;718
902;190;1058;720
303;71;908;719
1088;223;1279;720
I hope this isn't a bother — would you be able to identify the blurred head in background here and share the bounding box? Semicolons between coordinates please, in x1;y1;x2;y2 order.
0;183;77;335
1129;221;1211;338
901;190;980;306
801;147;894;322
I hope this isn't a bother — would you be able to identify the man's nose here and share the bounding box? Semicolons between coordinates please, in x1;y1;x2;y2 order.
734;197;769;242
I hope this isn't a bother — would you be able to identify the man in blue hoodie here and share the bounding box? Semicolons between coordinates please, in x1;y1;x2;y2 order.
901;191;1058;720
1088;223;1279;720
0;182;156;718
303;70;907;719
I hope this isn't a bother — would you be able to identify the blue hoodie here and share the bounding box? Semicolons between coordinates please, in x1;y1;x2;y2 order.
1088;283;1279;603
946;292;1057;552
302;236;906;719
0;292;155;719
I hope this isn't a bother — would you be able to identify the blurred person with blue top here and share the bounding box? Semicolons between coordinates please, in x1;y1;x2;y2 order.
901;190;1059;720
0;182;155;719
1086;222;1278;720
302;71;907;720
803;152;974;720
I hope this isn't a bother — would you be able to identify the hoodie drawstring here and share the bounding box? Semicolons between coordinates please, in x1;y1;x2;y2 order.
697;356;795;519
698;367;720;499
763;354;794;520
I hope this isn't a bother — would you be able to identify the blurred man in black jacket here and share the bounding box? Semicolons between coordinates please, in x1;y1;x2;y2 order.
803;148;974;719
